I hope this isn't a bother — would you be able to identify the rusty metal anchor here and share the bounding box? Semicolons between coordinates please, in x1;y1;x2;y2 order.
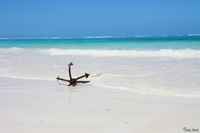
56;62;90;86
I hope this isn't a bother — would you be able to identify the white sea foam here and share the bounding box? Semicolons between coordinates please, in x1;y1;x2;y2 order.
1;47;200;58
0;49;200;97
91;82;134;91
91;82;200;97
46;48;200;58
0;47;26;53
0;75;52;81
187;34;200;36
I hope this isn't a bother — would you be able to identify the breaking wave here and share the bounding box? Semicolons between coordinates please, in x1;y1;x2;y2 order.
46;48;200;58
1;47;200;58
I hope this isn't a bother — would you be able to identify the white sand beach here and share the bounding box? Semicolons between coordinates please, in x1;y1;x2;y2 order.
0;77;200;133
1;44;200;133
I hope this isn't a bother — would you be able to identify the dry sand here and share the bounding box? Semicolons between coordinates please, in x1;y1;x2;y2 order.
0;77;200;133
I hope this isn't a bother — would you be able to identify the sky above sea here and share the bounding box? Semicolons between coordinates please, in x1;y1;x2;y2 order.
0;0;200;38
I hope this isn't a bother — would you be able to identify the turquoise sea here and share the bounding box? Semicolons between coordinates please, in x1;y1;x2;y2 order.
1;35;200;50
0;35;200;97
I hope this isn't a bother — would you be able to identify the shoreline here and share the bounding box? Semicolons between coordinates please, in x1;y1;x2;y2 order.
0;76;200;133
1;75;200;98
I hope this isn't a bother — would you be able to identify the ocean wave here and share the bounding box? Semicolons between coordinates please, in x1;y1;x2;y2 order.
187;34;200;36
46;48;200;58
1;47;200;58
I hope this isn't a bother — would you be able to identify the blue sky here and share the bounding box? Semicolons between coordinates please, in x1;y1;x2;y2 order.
0;0;200;38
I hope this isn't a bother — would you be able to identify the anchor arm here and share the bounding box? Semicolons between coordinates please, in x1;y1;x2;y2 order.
76;73;90;80
76;81;90;83
56;76;70;82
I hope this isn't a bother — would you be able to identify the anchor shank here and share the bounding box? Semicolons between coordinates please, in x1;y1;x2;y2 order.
68;62;73;80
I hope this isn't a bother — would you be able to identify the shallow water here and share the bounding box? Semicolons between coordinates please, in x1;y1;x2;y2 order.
0;35;200;97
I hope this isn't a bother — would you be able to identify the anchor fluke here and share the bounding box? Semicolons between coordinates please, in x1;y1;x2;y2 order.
85;73;90;78
56;76;60;82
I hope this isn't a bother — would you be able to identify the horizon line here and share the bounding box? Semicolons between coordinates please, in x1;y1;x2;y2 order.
1;34;200;39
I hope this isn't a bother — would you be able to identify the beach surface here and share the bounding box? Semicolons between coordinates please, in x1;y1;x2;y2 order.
1;36;200;132
1;76;200;133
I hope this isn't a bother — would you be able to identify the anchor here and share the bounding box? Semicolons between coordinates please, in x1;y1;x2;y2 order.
56;62;90;86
